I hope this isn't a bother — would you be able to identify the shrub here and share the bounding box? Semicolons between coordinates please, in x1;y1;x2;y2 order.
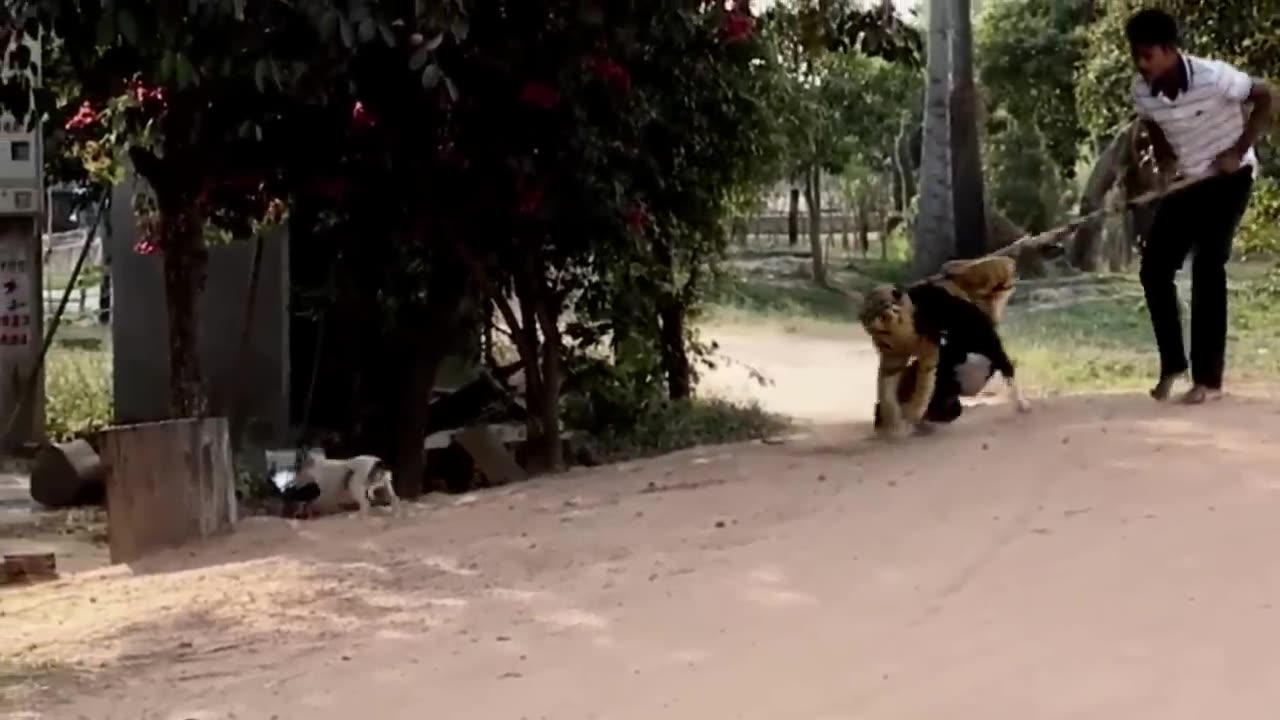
567;395;790;465
562;357;790;464
45;349;112;442
985;110;1068;233
1237;174;1280;261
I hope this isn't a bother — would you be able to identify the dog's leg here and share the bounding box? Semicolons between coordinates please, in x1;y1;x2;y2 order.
344;468;372;516
380;475;401;512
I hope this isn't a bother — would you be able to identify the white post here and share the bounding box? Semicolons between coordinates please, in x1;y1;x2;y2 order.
0;28;45;451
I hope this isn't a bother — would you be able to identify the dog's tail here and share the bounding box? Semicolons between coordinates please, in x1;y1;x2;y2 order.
345;454;389;491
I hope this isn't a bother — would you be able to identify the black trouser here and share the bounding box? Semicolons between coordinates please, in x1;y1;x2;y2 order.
1139;168;1253;389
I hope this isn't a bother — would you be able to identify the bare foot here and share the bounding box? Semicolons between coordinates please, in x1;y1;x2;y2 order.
1180;385;1224;405
1149;374;1183;401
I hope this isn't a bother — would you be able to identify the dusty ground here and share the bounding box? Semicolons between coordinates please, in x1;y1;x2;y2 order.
7;323;1280;719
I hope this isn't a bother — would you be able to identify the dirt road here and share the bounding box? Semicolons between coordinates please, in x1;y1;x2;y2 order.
7;326;1280;718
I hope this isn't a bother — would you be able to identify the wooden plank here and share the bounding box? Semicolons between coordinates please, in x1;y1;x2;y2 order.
1;552;57;584
453;426;528;486
101;417;237;564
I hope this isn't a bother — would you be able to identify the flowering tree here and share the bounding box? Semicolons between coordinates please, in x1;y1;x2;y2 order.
1;0;464;418
5;0;798;489
431;0;789;468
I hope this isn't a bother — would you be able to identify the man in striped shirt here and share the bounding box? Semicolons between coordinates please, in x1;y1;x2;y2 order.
1126;9;1273;404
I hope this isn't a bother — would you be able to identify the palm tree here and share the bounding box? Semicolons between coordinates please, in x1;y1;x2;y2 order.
948;0;987;259
912;0;955;277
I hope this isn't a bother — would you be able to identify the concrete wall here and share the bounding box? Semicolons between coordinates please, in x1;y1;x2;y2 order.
108;176;289;446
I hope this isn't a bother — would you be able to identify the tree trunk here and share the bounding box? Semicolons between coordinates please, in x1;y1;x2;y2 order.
857;192;871;257
1110;210;1130;272
497;256;566;474
787;184;800;246
160;201;209;418
128;146;208;419
731;216;748;246
805;166;827;286
97;268;111;325
948;0;987;259
658;300;692;400
652;236;693;401
894;116;919;215
530;321;564;472
396;252;472;497
841;204;851;250
986;203;1049;278
393;337;446;498
1072;124;1132;271
102;417;235;564
912;0;955;278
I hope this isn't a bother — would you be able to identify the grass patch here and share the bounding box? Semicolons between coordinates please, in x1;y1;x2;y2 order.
706;255;908;330
571;397;790;465
45;346;112;442
711;254;1280;396
1006;270;1280;393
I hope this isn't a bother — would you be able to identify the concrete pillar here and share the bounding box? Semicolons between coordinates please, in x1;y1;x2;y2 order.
108;175;290;447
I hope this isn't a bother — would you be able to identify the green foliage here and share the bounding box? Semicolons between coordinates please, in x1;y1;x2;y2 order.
762;4;923;180
976;0;1094;177
1001;265;1280;392
45;349;111;442
1075;3;1138;143
562;367;789;464
1237;175;1280;259
984;110;1067;232
1076;0;1280;144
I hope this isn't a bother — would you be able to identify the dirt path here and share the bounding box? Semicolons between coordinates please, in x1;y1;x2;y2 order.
7;326;1280;718
698;322;881;421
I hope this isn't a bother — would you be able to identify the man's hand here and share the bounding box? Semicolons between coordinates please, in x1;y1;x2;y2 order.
1213;148;1243;176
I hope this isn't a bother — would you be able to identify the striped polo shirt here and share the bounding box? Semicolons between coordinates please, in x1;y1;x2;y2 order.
1132;53;1257;179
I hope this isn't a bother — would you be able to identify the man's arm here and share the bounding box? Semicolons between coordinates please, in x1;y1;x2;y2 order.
1231;80;1275;159
1215;60;1274;160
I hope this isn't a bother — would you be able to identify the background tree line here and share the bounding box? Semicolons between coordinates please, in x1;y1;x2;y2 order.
5;0;1279;496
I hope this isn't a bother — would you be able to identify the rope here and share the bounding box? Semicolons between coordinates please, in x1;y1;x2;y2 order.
990;172;1210;260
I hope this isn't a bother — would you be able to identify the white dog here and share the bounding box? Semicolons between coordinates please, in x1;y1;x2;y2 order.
295;451;400;516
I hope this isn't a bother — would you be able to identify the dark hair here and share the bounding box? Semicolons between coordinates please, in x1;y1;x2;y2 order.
1125;9;1179;48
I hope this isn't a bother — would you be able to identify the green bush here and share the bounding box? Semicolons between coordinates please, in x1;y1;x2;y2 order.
46;349;112;442
1237;174;1280;260
985;110;1068;233
562;357;790;464
568;395;790;465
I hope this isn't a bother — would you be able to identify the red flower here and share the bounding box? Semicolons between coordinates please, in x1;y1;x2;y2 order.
517;179;544;217
313;179;350;200
64;102;97;131
625;202;649;232
519;81;560;110
583;56;632;94
221;174;264;192
133;239;159;256
722;12;754;43
130;79;167;109
351;100;377;129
